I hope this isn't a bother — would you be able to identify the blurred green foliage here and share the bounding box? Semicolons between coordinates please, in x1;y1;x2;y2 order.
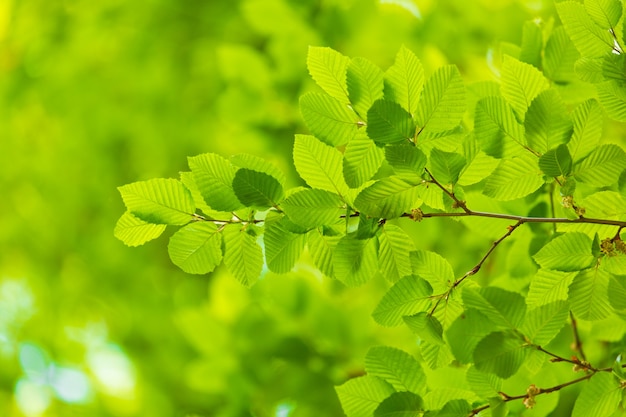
0;0;590;416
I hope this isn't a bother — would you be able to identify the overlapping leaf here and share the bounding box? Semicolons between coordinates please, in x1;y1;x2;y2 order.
293;135;349;197
188;153;243;212
378;224;414;282
462;286;526;329
168;222;223;274
473;331;527;378
307;228;341;278
538;144;573;177
114;211;167;246
365;346;426;394
343;134;384;188
474;96;527;158
573;144;626;186
483;154;544;201
372;276;433;326
374;392;423;417
333;234;378;286
429;149;466;185
568;99;603;163
543;26;581;82
500;55;549;119
571;372;621;417
556;1;615;57
525;89;572;154
384;46;424;115
307;46;350;102
118;178;195;225
569;267;612;320
355;176;423;219
232;168;284;209
526;269;577;308
300;92;358;146
521;300;569;346
335;376;395;417
597;81;626;122
415;65;465;134
281;189;344;228
385;145;427;178
263;219;307;274
534;232;595;271
347;57;384;120
367;99;415;144
584;0;622;29
223;225;263;287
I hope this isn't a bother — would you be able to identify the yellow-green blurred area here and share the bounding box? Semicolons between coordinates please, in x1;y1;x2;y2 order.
0;0;558;416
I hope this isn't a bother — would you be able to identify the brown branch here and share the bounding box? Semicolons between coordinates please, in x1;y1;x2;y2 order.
424;167;471;214
569;311;587;362
534;345;597;372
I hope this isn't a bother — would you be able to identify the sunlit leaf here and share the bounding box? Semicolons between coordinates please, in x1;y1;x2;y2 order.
355;176;423;218
525;89;572;155
447;309;499;364
264;218;307;274
573;144;626;186
114;211;167;247
597;81;626;122
367;99;415;144
538;144;573;177
384;45;424;115
333;234;378;286
374;392;423;417
483;154;544;201
385;144;427;178
347;56;385;120
571;373;621;417
378;224;414;282
569;267;612;320
300;92;358;146
473;331;527;378
462;286;527;329
307;46;350;102
521;300;569;346
474;96;527;158
372;276;433;326
543;26;581;82
526;269;577;308
568;99;603;163
118;178;195;225
415;65;465;134
556;1;615;57
281;188;344;228
232;168;284;209
365;346;426;394
500;55;549;119
293;135;350;197
534;232;596;271
584;0;622;29
168;222;223;274
188;153;243;212
223;225;263;287
343;134;385;188
429;149;466;185
336;376;395;417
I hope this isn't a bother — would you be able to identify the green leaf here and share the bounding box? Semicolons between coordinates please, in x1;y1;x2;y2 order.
608;275;626;311
572;373;622;417
168;222;223;274
568;99;603;163
415;65;465;134
378;224;415;282
347;57;385;120
543;26;581;82
307;228;341;278
433;400;472;417
569;267;613;320
333;234;378;286
385;144;427;178
525;89;572;155
500;55;549;119
556;1;615;57
281;189;344;228
293;135;349;198
118;178;195;225
335;375;395;417
521;300;569;346
374;392;423;417
604;253;626;276
365;346;427;394
403;312;445;345
430;149;466;185
264;219;307;274
474;96;527;158
458;136;499;186
307;46;350;102
384;45;424;116
582;191;626;219
447;309;499;363
354;176;423;219
519;20;543;68
300;92;358;147
483;154;544;201
575;56;606;83
232;168;284;209
114;212;167;247
462;286;527;329
188;153;243;212
534;232;596;271
230;154;287;187
179;171;217;216
409;250;455;293
598;81;626;123
466;366;502;398
372;276;433;326
473;331;527;378
584;0;622;29
573;144;626;187
526;269;577;308
222;225;263;287
367;99;415;145
343;134;385;188
539;144;573;177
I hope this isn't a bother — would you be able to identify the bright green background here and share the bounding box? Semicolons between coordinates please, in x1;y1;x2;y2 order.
0;1;578;416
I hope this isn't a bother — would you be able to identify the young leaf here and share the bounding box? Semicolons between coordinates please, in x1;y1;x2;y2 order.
354;176;423;219
474;96;527;158
335;375;395;417
378;224;415;282
569;267;612;321
573;144;626;186
543;26;580;82
597;81;626;123
575;56;606;83
466;366;503;398
526;269;577;308
533;232;595;271
281;188;344;228
365;346;427;394
188;153;243;212
263;219;307;274
222;225;263;287
347;56;385;120
232;168;284;209
584;0;622;30
524;89;572;155
538;144;573;177
372;276;433;326
521;300;569;346
571;372;622;417
462;286;527;330
483;154;544;201
300;92;358;147
168;222;223;274
568;99;603;163
118;178;195;225
307;46;350;102
415;65;465;135
114;212;167;247
556;1;615;57
293;135;349;198
230;153;286;187
608;275;626;311
385;144;427;178
403;312;445;345
473;331;527;378
333;234;378;287
409;250;455;293
384;45;424;116
367;99;415;145
343;134;385;188
519;20;543;68
429;149;466;185
374;392;423;417
446;309;499;363
500;55;549;120
307;228;341;278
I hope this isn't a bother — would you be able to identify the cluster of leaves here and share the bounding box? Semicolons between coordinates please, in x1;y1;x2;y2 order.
116;1;626;415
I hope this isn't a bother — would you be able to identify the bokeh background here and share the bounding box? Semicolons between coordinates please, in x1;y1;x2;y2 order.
0;0;564;416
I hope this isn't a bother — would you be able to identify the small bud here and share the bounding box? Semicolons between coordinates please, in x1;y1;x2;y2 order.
575;206;586;217
410;208;424;222
523;396;536;409
526;384;540;396
562;196;574;209
615;239;626;255
601;238;615;256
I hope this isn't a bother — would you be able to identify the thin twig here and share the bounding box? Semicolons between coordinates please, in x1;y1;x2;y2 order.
569;311;587;362
424;168;471;214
